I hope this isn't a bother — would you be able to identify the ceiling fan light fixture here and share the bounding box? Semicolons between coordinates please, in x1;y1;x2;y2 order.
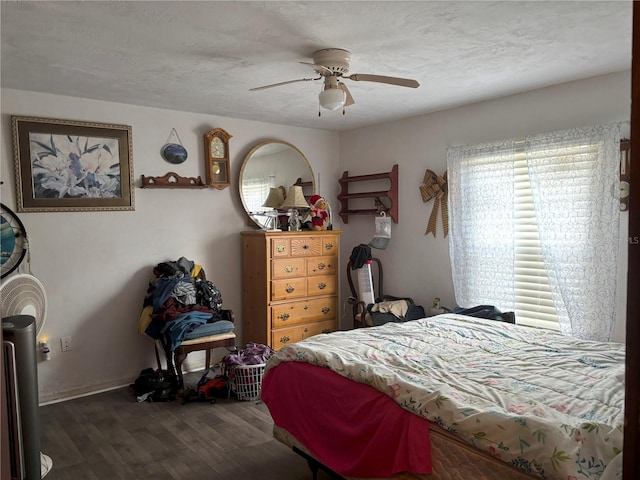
319;87;345;111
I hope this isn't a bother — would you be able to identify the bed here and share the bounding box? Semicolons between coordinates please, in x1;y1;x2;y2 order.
261;314;624;480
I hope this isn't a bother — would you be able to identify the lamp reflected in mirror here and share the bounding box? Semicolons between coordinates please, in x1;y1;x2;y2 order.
280;185;309;231
261;187;285;231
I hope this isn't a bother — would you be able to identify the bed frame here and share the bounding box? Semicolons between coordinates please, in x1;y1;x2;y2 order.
273;424;537;480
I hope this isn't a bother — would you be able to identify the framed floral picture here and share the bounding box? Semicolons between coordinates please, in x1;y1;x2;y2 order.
12;116;134;212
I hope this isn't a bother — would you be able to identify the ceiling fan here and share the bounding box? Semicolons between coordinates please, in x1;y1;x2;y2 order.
250;48;420;114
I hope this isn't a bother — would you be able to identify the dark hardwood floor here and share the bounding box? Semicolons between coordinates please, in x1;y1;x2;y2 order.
39;371;333;480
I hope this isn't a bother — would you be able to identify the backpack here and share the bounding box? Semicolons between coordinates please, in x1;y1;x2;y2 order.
195;278;223;312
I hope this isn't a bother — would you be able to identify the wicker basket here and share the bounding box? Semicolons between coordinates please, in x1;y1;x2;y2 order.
228;363;266;401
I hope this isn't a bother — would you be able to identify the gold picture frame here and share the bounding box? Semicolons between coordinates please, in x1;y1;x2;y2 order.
12;116;134;212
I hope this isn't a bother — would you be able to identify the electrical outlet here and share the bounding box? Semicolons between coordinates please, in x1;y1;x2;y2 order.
61;336;72;352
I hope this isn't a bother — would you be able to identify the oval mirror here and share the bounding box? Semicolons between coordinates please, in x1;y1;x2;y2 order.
239;140;315;230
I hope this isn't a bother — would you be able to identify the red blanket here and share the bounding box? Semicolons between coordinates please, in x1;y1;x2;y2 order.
262;361;432;477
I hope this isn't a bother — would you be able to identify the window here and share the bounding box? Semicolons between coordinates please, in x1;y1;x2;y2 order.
448;124;621;341
242;178;270;213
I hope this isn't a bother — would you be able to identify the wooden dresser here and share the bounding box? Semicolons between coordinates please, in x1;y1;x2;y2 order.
241;230;341;349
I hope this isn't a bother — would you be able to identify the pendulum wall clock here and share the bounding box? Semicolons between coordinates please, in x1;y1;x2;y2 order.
204;128;233;190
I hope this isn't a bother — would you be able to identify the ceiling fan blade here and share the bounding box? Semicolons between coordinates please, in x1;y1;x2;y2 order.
300;61;333;76
339;82;355;106
347;73;420;88
249;77;317;91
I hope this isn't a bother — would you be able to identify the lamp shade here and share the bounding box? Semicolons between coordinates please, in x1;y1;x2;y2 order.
280;185;310;209
319;87;346;111
262;187;284;208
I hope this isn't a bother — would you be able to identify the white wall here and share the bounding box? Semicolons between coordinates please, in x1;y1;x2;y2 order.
338;71;631;341
0;89;340;403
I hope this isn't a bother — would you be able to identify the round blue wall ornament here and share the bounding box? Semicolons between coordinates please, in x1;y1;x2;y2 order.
162;143;188;164
161;128;188;164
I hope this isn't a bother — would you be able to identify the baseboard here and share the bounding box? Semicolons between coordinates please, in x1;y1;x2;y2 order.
38;361;213;405
39;380;131;406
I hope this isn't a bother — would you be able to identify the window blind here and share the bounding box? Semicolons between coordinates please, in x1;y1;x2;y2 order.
513;146;559;331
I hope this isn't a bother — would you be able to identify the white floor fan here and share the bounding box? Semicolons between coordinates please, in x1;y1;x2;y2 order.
1;273;53;478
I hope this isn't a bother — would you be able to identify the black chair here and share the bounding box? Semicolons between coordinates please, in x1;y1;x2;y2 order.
346;257;416;328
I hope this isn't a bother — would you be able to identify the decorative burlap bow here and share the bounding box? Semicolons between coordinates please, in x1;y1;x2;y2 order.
419;170;448;237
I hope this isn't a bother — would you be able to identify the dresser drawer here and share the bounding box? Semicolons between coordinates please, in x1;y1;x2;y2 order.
271;297;337;328
272;257;306;279
307;275;336;296
320;236;339;255
271;278;307;300
290;236;321;256
271;319;338;350
306;255;337;276
271;237;290;257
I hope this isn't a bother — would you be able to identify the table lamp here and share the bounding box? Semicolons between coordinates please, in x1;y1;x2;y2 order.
280;185;309;231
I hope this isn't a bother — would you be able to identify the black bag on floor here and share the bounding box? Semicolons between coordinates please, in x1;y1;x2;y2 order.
130;368;179;402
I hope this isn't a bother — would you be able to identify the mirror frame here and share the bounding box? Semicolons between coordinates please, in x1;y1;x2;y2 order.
238;140;315;230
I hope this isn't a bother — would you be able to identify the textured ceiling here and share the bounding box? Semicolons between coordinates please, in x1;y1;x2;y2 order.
0;1;633;132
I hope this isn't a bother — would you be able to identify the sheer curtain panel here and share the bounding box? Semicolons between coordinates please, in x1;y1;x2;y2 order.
447;139;517;313
525;124;621;341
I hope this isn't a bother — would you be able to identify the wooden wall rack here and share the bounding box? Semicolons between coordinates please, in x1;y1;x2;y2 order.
338;164;398;224
140;172;206;189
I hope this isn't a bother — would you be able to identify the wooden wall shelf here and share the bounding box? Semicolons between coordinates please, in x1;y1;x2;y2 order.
337;164;398;224
140;172;207;189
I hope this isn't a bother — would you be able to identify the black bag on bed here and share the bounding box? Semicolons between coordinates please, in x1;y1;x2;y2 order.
453;305;515;324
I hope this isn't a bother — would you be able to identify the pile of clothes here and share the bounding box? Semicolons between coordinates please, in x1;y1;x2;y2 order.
138;257;226;350
222;342;274;371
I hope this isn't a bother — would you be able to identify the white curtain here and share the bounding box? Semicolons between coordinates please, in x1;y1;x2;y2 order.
447;139;517;312
447;124;621;341
525;124;620;341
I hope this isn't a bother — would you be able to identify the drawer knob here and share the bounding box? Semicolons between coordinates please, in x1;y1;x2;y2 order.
324;243;334;250
322;307;330;314
280;336;290;343
284;265;294;273
317;262;326;270
285;285;295;293
279;313;290;321
318;282;327;290
303;244;310;250
277;245;286;253
304;306;309;310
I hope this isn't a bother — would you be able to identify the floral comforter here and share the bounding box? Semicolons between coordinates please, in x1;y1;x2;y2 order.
266;314;624;480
